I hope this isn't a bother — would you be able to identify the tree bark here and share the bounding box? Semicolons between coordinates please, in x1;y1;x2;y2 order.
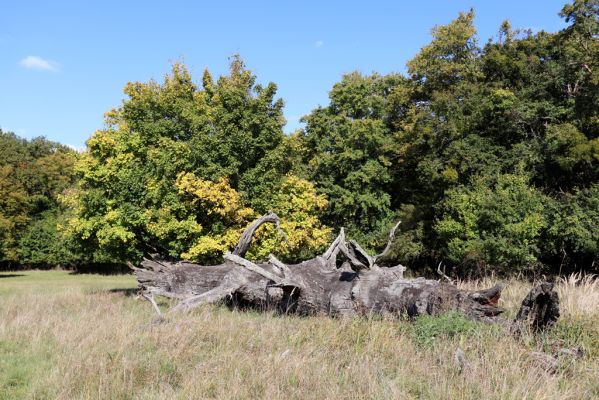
131;213;560;332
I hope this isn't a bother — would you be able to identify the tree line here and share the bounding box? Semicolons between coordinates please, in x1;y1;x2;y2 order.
1;0;597;276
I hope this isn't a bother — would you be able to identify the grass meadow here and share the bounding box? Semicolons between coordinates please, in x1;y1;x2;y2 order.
1;270;598;399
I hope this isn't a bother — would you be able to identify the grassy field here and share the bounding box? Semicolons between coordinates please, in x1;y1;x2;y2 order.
0;271;598;399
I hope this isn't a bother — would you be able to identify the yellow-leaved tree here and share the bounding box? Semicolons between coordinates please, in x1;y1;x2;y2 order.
247;174;331;261
177;172;331;263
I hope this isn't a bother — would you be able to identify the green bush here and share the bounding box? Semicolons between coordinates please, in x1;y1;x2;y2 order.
435;174;547;275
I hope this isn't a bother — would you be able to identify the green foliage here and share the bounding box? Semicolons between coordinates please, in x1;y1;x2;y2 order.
67;58;330;265
435;174;547;274
0;164;29;262
298;72;404;242
299;0;599;275
2;1;599;275
545;184;599;261
18;212;71;266
407;10;481;91
0;130;77;266
558;0;599;136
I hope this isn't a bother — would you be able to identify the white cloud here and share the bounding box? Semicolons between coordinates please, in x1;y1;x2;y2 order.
315;40;324;48
19;55;58;71
66;144;86;153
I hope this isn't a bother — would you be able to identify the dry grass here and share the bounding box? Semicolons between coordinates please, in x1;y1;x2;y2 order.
1;271;598;399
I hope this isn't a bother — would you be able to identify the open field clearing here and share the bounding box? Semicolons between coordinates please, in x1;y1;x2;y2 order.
1;270;598;399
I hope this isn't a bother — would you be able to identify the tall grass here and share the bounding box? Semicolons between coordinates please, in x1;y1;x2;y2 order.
1;271;598;399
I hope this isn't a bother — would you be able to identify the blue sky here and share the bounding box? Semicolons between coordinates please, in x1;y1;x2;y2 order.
1;1;568;149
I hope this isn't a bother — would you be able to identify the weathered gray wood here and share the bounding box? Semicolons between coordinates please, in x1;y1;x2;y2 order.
132;214;560;332
514;282;560;332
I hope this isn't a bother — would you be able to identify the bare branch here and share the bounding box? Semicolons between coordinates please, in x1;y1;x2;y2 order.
225;252;298;287
127;261;140;271
322;228;345;263
273;217;289;243
233;211;285;257
141;292;163;319
170;283;240;313
567;61;592;74
437;262;454;284
373;221;401;263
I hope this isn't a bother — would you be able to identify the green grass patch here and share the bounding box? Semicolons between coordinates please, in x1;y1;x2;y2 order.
410;311;482;347
542;317;599;359
0;270;136;295
0;340;54;400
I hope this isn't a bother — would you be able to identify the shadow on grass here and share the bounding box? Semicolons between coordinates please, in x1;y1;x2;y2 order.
108;288;139;297
68;263;133;275
0;274;25;279
68;270;133;276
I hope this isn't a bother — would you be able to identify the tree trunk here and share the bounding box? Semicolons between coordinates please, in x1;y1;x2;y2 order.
131;213;559;331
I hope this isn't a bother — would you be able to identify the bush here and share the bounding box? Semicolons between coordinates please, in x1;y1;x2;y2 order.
435;173;547;275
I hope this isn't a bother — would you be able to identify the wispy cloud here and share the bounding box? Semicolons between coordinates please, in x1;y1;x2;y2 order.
315;40;324;48
19;55;58;71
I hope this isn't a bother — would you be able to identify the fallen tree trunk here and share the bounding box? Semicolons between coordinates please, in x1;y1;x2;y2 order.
131;213;559;331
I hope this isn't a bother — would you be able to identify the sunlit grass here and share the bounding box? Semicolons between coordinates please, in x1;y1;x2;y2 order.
1;270;597;399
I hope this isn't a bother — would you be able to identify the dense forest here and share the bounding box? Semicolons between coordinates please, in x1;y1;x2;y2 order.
0;131;78;267
2;0;597;276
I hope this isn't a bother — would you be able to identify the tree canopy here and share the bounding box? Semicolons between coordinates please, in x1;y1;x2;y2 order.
295;0;599;275
63;57;330;265
2;0;598;276
0;130;77;267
